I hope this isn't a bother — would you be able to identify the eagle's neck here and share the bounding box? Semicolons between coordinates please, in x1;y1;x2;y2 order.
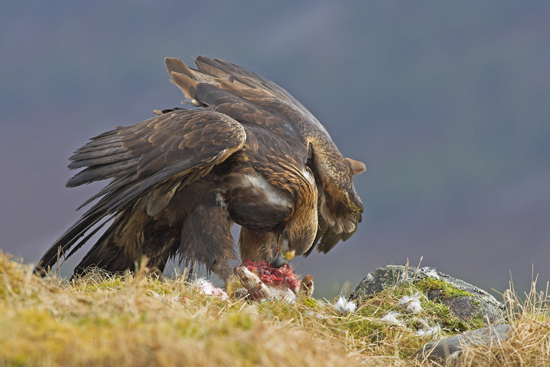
284;164;319;254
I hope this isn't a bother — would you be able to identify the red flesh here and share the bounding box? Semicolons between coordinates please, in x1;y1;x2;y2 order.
238;260;301;293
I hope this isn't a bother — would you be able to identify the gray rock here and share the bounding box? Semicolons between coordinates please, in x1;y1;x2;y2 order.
415;324;511;363
350;265;505;326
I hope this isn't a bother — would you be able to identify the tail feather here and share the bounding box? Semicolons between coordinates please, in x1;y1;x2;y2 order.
35;174;147;276
77;173;138;210
34;210;112;276
72;210;133;276
74;205;177;277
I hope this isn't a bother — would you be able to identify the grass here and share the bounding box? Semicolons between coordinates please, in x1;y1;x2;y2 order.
1;250;549;367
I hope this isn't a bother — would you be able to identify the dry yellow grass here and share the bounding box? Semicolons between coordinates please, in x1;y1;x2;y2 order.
1;250;549;366
448;282;550;367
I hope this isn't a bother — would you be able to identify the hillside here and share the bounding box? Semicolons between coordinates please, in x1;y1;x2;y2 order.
1;251;549;366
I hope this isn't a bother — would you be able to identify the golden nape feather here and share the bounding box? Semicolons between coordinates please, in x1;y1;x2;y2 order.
35;55;365;283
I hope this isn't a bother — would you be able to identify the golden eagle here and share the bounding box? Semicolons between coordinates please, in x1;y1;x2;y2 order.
36;56;365;281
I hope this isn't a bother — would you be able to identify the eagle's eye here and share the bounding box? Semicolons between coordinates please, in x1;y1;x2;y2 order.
283;229;290;240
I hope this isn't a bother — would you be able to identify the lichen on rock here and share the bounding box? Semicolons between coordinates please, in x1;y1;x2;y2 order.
350;265;505;328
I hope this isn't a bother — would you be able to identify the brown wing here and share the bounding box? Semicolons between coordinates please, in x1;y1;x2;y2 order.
166;57;293;138
303;152;364;256
36;109;246;274
166;56;298;107
306;211;361;256
165;56;364;255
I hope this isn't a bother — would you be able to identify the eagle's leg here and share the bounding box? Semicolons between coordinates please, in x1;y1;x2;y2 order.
179;191;237;284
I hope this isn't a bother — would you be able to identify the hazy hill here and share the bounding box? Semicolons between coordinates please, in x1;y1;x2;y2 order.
1;1;549;298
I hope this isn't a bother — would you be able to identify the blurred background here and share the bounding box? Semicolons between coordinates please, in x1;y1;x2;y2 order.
1;1;549;300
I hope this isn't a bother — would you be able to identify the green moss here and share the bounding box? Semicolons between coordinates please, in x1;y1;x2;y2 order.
300;297;318;308
468;313;487;329
414;277;473;298
345;315;384;340
421;298;469;332
74;276;126;292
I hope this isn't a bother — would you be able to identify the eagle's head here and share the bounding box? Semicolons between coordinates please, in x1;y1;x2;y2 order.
271;215;318;268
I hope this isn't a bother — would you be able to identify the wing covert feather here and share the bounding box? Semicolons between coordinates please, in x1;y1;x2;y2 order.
37;109;246;274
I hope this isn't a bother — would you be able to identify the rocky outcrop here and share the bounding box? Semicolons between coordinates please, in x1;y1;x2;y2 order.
350;265;505;326
415;324;511;363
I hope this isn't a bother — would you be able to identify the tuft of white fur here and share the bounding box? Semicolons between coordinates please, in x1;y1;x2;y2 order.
241;174;290;208
381;311;404;325
416;319;441;338
302;167;316;185
192;278;229;300
149;291;180;303
215;190;228;211
266;287;297;303
306;310;328;320
333;295;357;314
399;293;423;314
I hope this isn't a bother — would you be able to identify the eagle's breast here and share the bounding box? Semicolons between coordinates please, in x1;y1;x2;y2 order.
221;167;294;233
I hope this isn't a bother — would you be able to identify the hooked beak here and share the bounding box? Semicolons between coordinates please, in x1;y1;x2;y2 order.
271;253;288;268
270;233;295;268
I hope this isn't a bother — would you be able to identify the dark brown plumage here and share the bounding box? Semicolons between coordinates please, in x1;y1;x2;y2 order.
35;56;365;281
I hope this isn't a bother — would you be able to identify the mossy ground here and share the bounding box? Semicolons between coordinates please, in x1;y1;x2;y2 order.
413;277;489;330
1;251;549;366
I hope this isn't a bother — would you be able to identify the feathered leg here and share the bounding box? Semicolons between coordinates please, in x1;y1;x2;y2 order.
179;191;237;282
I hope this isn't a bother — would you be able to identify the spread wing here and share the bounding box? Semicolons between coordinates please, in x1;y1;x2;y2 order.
36;109;246;274
165;56;364;255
